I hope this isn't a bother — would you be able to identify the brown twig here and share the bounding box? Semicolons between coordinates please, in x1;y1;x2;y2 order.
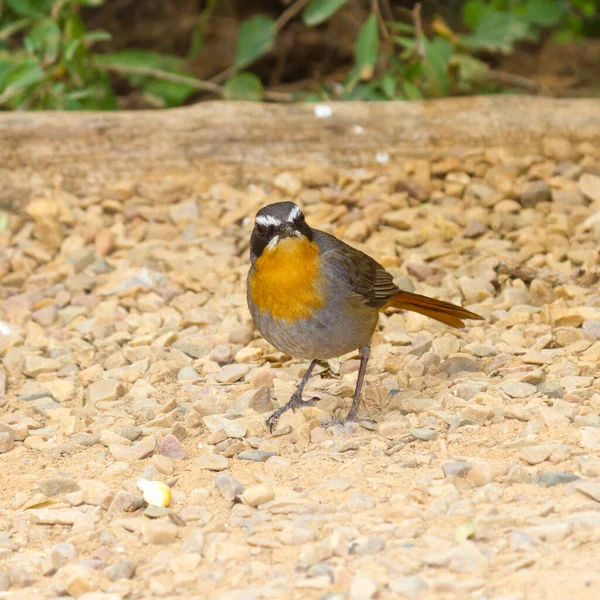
209;64;237;85
412;2;425;60
380;0;394;22
371;0;390;41
275;0;312;33
96;61;293;102
95;62;223;95
485;69;541;93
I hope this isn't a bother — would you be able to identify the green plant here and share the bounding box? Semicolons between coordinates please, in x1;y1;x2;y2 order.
0;0;117;109
0;0;598;110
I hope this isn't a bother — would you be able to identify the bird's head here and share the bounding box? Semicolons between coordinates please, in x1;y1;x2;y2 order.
250;201;313;261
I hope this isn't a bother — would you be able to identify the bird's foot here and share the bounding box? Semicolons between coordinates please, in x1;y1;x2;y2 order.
267;394;319;433
320;411;376;430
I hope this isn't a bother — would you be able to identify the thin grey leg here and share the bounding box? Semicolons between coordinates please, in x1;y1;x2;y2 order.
345;344;370;422
267;360;319;432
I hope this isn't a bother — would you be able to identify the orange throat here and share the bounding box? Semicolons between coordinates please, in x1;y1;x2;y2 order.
250;236;323;322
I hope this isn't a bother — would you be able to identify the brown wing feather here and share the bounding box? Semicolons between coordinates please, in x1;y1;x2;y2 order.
319;238;399;307
317;231;484;328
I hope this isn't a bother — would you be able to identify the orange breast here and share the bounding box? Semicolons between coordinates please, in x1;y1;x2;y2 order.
249;236;323;322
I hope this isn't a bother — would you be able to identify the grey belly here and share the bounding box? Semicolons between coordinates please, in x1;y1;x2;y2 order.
249;301;379;360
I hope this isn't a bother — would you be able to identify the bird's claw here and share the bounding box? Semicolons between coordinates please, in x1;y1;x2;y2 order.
267;395;318;433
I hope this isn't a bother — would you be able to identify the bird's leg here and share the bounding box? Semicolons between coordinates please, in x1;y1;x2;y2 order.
345;343;370;421
267;360;319;433
322;344;371;427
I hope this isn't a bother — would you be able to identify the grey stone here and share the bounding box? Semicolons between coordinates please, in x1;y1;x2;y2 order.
410;427;439;441
158;434;186;460
196;454;229;471
50;542;77;571
520;180;551;207
440;357;478;375
182;529;205;554
37;476;80;496
349;535;385;555
237;449;277;462
177;366;201;382
345;492;376;512
583;320;600;340
534;472;580;488
389;575;428;598
119;426;142;441
501;381;536;398
106;559;137;581
249;385;273;413
443;461;472;478
0;432;14;453
87;379;124;404
537;381;564;399
214;364;250;384
109;435;157;461
108;491;144;513
215;473;244;500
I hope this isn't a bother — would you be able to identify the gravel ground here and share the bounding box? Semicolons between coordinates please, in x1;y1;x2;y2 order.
1;138;600;600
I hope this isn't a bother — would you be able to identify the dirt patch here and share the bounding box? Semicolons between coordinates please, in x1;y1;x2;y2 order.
0;129;600;599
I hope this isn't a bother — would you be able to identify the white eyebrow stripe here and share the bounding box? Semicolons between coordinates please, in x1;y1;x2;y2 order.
256;214;281;227
287;205;301;222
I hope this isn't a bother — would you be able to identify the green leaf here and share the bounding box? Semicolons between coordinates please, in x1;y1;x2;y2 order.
4;56;44;88
392;35;415;60
234;15;275;69
94;49;184;71
26;18;60;64
63;13;86;41
451;53;489;84
0;56;44;106
0;17;32;41
301;92;325;102
302;0;348;27
188;0;218;59
521;0;569;28
422;37;451;97
403;61;423;82
402;80;422;100
5;0;50;17
340;81;386;101
223;72;265;101
0;60;15;87
380;72;396;99
143;79;195;107
83;29;112;45
63;39;81;62
574;0;597;18
354;13;378;79
461;9;530;54
387;21;415;34
462;0;487;30
75;0;106;6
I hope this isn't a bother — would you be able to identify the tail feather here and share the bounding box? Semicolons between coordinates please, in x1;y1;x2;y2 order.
383;291;484;329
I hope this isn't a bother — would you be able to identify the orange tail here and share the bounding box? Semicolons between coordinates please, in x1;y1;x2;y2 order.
383;291;484;329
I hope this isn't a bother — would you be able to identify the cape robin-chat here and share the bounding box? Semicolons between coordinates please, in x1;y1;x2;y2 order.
247;201;484;431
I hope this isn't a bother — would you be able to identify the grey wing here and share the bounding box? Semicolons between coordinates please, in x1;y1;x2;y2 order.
315;230;399;308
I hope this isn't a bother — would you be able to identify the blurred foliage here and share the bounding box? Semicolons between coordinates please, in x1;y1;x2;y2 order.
0;0;598;109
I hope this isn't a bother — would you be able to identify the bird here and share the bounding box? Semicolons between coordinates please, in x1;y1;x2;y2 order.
247;201;484;432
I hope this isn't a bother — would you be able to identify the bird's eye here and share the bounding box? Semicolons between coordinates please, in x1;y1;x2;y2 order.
255;223;267;236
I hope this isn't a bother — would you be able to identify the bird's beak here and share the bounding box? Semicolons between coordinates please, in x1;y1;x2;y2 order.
279;224;295;238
